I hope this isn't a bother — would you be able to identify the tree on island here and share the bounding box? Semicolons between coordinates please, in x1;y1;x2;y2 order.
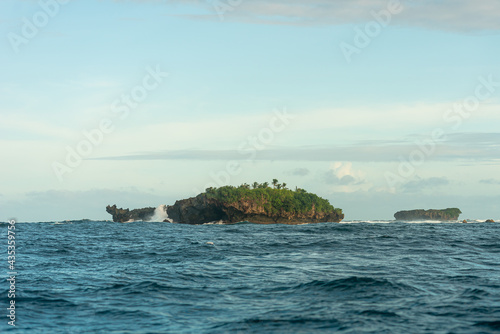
204;180;343;218
295;186;307;193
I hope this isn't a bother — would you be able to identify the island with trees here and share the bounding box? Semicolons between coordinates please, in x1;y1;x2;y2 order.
106;180;344;224
394;208;462;221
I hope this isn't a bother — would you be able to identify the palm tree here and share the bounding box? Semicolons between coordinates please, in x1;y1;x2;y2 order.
252;182;259;189
272;179;278;188
295;186;306;193
262;182;269;188
282;182;287;190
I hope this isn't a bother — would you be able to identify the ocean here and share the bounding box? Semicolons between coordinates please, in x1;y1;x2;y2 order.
2;220;500;333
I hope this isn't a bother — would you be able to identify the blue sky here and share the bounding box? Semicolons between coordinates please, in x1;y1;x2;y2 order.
1;0;499;221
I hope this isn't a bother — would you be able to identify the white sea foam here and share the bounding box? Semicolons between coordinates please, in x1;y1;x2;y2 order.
149;205;172;222
339;220;477;224
203;220;226;225
340;220;392;224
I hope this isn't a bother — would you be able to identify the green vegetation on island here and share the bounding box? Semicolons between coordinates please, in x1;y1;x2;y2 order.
204;180;342;217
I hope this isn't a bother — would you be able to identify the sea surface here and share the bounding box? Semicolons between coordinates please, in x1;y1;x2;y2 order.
2;220;500;333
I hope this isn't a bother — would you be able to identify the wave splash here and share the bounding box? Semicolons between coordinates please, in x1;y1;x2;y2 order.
148;205;172;222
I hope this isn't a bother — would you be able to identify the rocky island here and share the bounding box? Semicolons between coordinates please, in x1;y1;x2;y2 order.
106;205;155;223
106;181;344;224
394;208;462;221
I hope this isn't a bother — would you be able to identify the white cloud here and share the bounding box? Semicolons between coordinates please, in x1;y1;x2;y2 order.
84;100;500;159
322;161;368;192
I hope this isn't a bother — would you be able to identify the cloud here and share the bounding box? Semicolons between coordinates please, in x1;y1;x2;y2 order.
90;132;500;163
55;99;500;162
401;176;450;193
322;162;365;188
154;0;500;32
287;167;310;176
479;178;500;185
324;173;357;185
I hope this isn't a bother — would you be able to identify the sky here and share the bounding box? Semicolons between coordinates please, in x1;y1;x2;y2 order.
1;0;499;221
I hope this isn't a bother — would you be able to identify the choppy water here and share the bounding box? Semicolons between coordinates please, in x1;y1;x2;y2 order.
2;220;500;333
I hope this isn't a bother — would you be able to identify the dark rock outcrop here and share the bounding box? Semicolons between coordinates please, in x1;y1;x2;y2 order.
166;195;227;224
106;205;155;222
486;219;495;223
166;194;343;224
394;208;461;221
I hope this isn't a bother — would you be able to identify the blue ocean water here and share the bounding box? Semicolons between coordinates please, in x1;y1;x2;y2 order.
2;220;500;333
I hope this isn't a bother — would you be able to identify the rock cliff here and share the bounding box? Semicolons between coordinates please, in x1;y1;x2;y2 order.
106;205;155;222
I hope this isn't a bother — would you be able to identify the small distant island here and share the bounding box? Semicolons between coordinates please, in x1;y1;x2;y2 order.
394;208;462;221
106;180;344;224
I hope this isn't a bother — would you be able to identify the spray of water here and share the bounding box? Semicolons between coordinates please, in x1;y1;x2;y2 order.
149;205;172;222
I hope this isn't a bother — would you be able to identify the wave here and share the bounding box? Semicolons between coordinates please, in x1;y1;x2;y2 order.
341;220;498;224
148;205;172;222
359;309;401;317
89;280;193;294
9;291;78;307
0;220;112;224
475;321;500;330
340;220;392;224
202;220;226;225
274;276;419;295
3;218;497;225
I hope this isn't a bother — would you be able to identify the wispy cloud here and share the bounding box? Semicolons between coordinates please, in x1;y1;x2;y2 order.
287;167;311;176
479;178;500;185
151;0;500;32
401;176;450;193
90;132;500;163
